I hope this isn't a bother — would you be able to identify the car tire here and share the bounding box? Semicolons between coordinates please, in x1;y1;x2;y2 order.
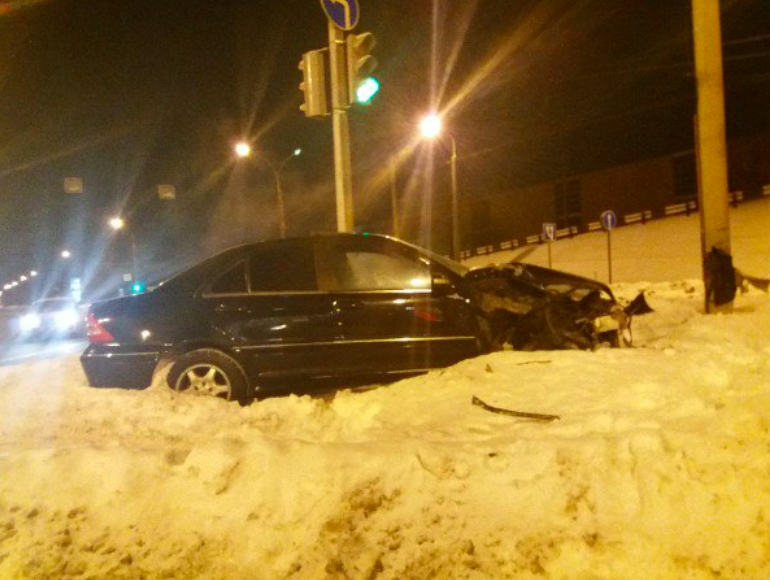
167;349;251;405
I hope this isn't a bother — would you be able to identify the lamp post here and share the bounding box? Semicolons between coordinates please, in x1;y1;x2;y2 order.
234;142;302;239
264;148;302;239
419;113;461;261
109;217;138;281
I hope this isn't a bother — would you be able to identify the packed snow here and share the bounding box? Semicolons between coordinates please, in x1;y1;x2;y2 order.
1;279;769;579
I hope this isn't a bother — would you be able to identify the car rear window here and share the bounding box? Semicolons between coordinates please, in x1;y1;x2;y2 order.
248;244;317;292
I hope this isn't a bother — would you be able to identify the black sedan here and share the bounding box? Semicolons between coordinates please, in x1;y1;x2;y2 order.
81;234;641;403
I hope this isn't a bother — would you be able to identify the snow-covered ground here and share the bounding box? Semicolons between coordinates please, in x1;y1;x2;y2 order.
0;282;768;579
465;196;770;283
1;199;769;579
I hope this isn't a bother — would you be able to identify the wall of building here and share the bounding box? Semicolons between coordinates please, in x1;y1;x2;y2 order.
467;130;769;256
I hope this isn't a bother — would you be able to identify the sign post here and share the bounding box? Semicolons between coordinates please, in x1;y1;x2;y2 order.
543;223;556;268
600;210;617;283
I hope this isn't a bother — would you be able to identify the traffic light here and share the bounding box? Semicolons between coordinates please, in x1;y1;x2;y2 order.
346;32;378;104
130;281;146;294
298;50;328;118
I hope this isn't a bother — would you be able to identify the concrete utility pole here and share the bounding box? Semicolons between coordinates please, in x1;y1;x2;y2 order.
691;0;733;312
328;21;355;233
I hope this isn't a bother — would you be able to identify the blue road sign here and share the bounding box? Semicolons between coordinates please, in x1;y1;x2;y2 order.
601;210;617;230
543;222;556;242
320;0;360;31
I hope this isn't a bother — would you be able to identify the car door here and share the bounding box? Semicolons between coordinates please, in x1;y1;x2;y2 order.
316;235;479;374
202;239;342;382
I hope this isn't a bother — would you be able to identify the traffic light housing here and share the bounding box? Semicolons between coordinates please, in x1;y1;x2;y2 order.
298;50;328;118
346;32;378;104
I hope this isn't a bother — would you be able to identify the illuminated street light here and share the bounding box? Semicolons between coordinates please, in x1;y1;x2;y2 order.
234;141;252;159
419;113;443;140
30;270;38;277
236;144;303;239
419;112;460;260
109;216;125;230
20;275;27;282
61;250;72;259
107;217;138;281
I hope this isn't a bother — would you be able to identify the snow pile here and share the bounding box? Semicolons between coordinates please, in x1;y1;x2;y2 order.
1;282;769;579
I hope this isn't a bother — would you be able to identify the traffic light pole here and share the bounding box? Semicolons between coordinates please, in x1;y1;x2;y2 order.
328;21;355;233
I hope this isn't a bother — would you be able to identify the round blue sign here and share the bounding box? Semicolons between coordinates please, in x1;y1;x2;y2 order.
320;0;360;31
600;210;617;230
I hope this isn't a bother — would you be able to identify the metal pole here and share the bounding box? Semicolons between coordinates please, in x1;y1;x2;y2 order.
389;159;400;238
450;136;459;260
328;21;355;232
274;170;286;239
130;231;138;281
547;241;552;269
691;0;732;312
606;230;613;284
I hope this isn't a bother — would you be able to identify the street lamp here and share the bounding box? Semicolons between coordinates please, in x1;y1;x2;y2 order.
108;216;138;281
234;141;252;159
265;148;302;239
419;113;460;261
236;144;302;239
61;250;72;259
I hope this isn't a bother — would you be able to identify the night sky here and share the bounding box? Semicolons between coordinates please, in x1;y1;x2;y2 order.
1;0;768;293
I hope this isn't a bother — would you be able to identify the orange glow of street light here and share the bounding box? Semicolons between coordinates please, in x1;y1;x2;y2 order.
234;141;252;158
109;217;125;230
419;113;443;139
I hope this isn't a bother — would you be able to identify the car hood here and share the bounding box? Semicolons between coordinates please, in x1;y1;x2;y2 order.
463;262;616;303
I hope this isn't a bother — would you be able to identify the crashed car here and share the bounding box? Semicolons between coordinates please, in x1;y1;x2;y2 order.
466;261;649;351
81;233;648;403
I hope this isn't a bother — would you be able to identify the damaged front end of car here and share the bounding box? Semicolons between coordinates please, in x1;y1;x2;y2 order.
464;262;651;351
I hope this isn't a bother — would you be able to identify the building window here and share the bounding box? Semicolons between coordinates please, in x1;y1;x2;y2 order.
672;153;697;199
554;179;582;229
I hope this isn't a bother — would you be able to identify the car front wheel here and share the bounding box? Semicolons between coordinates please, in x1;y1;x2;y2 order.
167;349;250;404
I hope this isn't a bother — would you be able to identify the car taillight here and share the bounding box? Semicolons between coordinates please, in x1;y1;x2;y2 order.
86;312;115;343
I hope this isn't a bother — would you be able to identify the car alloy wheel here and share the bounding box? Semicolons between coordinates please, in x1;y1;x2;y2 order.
167;349;250;404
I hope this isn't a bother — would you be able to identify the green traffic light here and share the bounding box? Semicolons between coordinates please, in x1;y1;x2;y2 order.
356;77;380;104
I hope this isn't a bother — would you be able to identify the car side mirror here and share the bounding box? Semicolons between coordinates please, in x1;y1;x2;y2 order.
431;274;455;298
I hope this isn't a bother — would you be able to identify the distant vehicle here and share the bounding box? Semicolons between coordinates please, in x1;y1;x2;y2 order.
81;234;647;403
17;297;86;340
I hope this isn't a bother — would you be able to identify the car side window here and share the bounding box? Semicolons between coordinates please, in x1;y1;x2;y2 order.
209;261;247;294
328;248;430;291
248;244;317;292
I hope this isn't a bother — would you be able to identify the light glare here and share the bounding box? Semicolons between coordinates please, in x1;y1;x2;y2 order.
419;114;443;139
234;142;252;158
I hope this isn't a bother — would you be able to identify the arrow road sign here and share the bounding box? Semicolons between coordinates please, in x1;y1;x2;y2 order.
320;0;360;31
600;210;617;230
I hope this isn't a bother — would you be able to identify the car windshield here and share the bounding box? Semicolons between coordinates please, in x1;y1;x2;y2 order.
393;237;469;277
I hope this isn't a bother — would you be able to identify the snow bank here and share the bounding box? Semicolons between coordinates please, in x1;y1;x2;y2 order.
1;282;769;579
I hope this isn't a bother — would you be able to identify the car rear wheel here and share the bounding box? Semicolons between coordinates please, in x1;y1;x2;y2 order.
167;349;250;404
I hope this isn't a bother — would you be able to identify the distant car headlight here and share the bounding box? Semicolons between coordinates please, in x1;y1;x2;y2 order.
20;313;42;332
54;309;79;330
